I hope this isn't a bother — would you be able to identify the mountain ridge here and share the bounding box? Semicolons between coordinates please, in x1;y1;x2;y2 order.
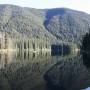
0;4;90;43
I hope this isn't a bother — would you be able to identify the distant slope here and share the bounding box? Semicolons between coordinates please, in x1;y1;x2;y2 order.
44;8;90;42
0;4;90;43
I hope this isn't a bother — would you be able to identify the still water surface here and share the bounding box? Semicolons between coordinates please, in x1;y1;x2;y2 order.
0;50;90;90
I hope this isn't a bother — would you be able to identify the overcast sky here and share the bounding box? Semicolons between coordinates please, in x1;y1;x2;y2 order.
0;0;90;14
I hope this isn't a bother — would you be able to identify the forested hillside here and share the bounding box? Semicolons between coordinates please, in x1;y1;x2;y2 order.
0;4;90;44
44;8;90;42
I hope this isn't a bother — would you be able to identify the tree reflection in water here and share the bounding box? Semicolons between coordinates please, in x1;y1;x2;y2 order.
0;51;65;90
0;49;90;90
44;55;90;90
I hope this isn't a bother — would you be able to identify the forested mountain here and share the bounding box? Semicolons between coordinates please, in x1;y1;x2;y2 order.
0;4;90;43
44;8;90;42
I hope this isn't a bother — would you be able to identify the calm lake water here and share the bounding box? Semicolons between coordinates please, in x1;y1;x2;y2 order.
0;50;90;90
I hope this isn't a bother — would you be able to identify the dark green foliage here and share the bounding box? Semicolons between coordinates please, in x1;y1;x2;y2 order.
82;29;90;68
82;29;90;51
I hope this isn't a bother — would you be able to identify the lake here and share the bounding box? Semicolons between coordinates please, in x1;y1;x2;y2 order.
0;50;90;90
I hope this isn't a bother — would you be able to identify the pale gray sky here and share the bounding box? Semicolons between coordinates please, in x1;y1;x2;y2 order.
0;0;90;14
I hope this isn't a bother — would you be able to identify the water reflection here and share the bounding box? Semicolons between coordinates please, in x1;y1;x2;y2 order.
0;49;89;90
44;55;90;90
0;50;68;90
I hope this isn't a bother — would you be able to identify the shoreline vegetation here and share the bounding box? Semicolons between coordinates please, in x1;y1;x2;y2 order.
82;29;90;53
0;31;79;55
81;29;90;68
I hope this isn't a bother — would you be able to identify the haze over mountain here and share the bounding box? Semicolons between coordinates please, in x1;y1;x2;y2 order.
0;4;90;43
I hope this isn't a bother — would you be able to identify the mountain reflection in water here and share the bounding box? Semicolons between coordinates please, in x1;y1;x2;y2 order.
44;52;90;90
0;50;89;90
